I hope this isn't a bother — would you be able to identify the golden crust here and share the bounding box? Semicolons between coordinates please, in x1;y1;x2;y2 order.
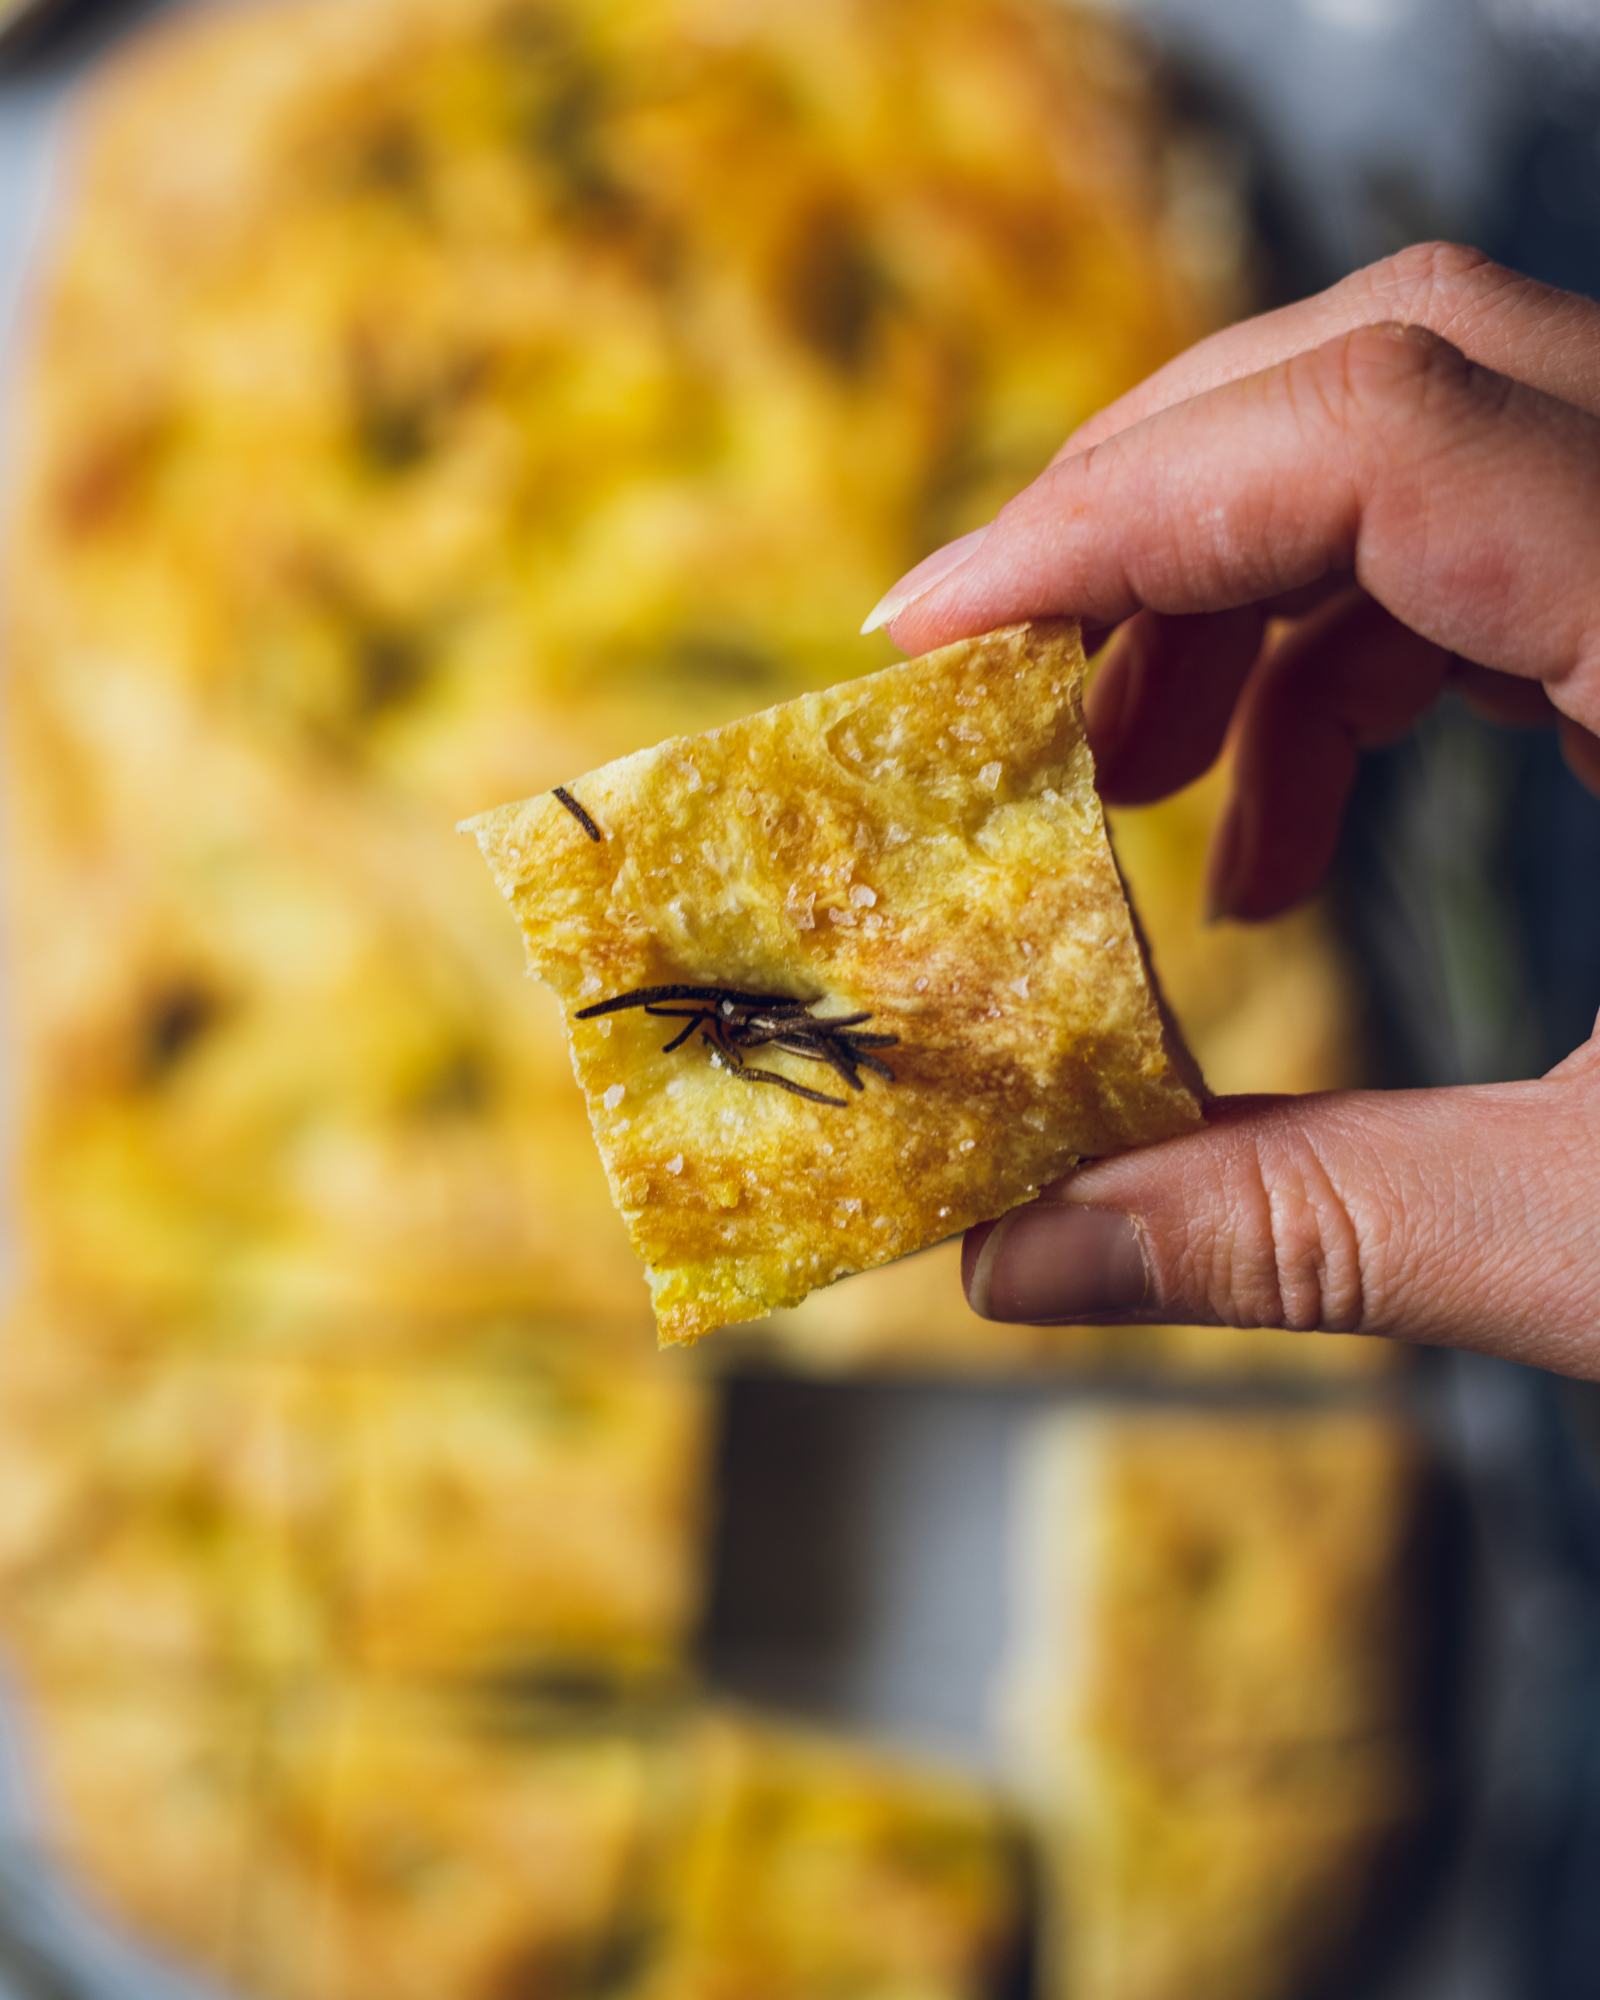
14;1681;269;1991
1005;1407;1432;2000
0;1303;710;1692
0;1336;339;1688
15;1682;1020;2000
1005;1408;1427;1777
469;622;1203;1341
251;1686;687;2000
338;1354;709;1683
637;1708;1022;2000
1045;1743;1426;2000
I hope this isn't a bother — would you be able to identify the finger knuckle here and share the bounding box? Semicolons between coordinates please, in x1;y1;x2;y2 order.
1294;322;1488;460
1381;239;1500;325
1191;1121;1372;1332
1343;320;1470;410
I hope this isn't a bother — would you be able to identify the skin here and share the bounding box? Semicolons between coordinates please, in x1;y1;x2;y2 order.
860;243;1600;1379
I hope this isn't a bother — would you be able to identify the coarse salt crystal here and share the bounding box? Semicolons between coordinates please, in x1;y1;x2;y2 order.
979;760;1003;791
580;971;603;997
959;1137;977;1153
849;882;877;908
665;1153;685;1176
602;1084;626;1110
913;975;930;993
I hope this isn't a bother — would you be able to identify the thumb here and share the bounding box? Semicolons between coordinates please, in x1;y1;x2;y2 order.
962;1063;1600;1376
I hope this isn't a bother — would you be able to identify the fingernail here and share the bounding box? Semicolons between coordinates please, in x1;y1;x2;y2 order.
860;524;991;636
1204;796;1248;924
967;1204;1149;1323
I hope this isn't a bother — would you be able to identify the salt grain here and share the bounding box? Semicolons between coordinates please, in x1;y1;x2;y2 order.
849;882;877;908
602;1084;626;1110
979;760;1003;791
665;1153;685;1176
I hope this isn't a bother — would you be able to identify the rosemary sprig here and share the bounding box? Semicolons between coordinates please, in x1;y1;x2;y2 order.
574;984;899;1107
552;785;602;842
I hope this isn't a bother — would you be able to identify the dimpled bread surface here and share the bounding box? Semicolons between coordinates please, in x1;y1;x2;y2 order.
469;621;1203;1342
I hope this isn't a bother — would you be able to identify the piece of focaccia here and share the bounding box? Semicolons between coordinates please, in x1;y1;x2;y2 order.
1000;1408;1433;2000
467;622;1202;1344
632;1708;1024;2000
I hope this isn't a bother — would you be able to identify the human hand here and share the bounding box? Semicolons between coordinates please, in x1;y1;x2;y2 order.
863;244;1600;1377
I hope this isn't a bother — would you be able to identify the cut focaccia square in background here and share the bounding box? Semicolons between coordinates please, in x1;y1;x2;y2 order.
468;622;1202;1343
15;1681;268;1993
633;1709;1024;2000
1038;1745;1427;2000
242;1686;687;2000
1002;1408;1430;1776
339;1351;711;1683
0;1320;346;1688
1000;1409;1435;2000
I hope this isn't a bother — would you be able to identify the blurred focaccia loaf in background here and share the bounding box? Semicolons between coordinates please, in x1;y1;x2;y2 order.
3;0;1382;1373
0;1304;712;1695
18;1676;1025;2000
0;3;1423;1997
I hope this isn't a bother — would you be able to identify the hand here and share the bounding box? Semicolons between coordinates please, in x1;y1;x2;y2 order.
864;243;1600;1378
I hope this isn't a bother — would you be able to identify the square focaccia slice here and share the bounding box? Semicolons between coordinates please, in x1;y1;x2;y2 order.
1003;1407;1431;1773
337;1346;711;1686
1001;1408;1434;2000
467;622;1202;1344
633;1708;1024;2000
241;1685;692;2000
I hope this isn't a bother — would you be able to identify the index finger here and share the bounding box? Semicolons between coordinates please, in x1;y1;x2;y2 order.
887;322;1600;738
1057;242;1600;459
